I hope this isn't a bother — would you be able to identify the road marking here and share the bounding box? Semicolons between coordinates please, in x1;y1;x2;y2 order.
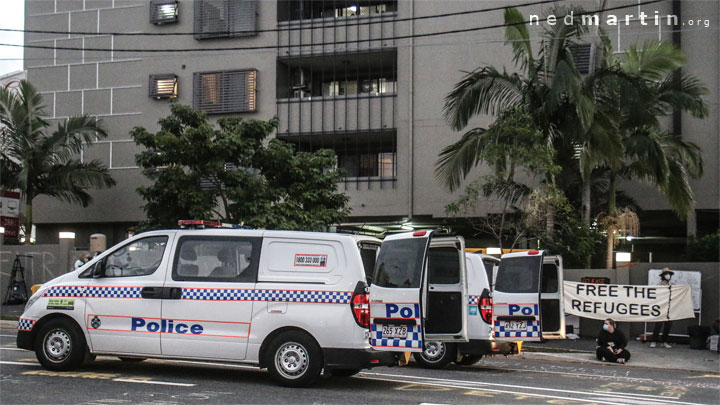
357;374;627;405
0;334;18;337
0;347;25;351
0;360;40;366
359;372;700;405
113;378;195;387
477;365;656;382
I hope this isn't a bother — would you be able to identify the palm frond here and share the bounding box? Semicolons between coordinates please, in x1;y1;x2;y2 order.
434;127;493;191
620;41;686;81
443;67;523;130
504;7;533;71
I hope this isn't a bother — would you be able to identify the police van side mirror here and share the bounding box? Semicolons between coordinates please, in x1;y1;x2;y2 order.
92;261;105;278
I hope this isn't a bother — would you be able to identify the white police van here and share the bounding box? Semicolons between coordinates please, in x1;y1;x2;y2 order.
17;224;395;387
369;234;565;367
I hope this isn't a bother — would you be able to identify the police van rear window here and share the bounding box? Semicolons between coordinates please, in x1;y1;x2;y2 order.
373;238;426;288
494;256;541;293
427;247;460;284
358;242;380;281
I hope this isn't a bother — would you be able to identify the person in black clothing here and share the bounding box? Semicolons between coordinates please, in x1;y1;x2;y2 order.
596;318;631;364
651;268;674;348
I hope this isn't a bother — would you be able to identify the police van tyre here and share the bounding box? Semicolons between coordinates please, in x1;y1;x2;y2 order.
118;357;146;362
455;355;483;366
35;319;87;371
265;331;323;387
413;342;456;369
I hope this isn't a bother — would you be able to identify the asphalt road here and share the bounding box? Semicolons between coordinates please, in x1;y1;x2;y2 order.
1;331;718;404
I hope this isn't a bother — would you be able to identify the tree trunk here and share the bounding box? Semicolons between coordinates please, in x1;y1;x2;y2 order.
605;172;617;269
545;208;555;242
581;178;591;226
23;199;32;245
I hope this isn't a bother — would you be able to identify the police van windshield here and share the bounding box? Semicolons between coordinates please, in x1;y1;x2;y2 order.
494;256;541;293
373;238;427;288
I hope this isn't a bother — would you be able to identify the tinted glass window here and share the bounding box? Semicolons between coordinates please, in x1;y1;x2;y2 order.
172;236;261;282
373;238;427;288
494;256;541;293
427;247;460;284
103;236;168;277
358;242;380;281
482;258;497;286
541;263;558;293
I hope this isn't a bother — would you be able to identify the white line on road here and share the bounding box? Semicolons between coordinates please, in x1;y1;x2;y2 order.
359;372;700;405
112;378;195;387
0;334;18;337
357;374;628;405
0;360;40;366
0;347;25;351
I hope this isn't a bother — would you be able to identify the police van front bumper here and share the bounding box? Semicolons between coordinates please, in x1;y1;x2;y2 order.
17;330;34;351
323;348;396;370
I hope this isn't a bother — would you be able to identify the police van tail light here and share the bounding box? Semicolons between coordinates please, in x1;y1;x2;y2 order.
480;297;493;324
351;293;370;328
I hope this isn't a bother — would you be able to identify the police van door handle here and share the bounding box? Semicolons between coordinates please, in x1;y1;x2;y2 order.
167;287;182;300
141;286;163;299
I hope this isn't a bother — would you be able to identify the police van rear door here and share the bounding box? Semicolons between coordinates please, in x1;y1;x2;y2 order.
540;255;565;339
423;236;468;343
369;231;431;352
492;251;544;341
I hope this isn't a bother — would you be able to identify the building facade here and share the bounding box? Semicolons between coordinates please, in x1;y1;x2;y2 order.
22;0;719;252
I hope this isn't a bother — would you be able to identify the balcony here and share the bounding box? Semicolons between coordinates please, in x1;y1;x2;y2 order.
277;49;396;135
277;0;397;56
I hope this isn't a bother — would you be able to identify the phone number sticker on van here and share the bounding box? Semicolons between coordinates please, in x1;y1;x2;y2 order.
294;254;327;267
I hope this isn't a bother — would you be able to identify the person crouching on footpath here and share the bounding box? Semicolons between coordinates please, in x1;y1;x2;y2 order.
596;319;631;364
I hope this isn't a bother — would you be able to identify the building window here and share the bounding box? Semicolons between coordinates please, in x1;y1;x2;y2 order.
570;44;594;74
149;74;178;99
278;1;397;22
193;69;257;114
194;0;257;40
340;152;396;178
150;0;179;25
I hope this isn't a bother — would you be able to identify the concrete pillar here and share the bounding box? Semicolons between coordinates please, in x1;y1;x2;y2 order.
686;209;697;240
58;232;76;274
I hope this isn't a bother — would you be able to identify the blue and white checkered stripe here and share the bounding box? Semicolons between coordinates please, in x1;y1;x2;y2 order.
182;288;254;301
43;286;86;298
468;295;480;306
17;318;36;331
85;286;142;298
494;320;541;338
254;289;351;303
370;324;423;350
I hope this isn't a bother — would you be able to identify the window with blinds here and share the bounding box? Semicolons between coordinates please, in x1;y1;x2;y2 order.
194;0;257;39
193;69;257;114
150;0;179;24
149;74;178;99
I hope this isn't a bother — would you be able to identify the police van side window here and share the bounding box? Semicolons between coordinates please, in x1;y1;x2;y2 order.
373;238;426;288
494;256;541;293
102;236;169;277
358;242;380;282
172;236;261;283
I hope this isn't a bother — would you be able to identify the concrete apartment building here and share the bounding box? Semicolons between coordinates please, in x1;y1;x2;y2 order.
22;0;719;252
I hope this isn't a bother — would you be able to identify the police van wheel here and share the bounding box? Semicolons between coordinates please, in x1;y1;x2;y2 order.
266;332;323;387
118;357;146;362
455;355;483;366
413;342;456;369
35;319;87;371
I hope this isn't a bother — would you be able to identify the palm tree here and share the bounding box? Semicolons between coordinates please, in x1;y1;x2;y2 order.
0;80;116;244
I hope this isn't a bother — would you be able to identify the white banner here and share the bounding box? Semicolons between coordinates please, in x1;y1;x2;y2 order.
563;281;695;322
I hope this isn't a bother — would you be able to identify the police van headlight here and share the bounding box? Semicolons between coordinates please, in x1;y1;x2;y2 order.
24;292;42;312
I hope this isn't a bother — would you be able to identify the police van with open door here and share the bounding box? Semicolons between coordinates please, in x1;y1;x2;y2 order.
492;250;565;341
369;231;469;355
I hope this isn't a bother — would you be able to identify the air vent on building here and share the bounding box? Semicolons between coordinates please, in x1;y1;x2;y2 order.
150;0;179;25
193;69;257;114
194;0;257;40
570;43;595;74
149;74;178;99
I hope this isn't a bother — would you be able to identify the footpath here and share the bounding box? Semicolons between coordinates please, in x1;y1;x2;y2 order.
522;337;720;374
3;303;718;374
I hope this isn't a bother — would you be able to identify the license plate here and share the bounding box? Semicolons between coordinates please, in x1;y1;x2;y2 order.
381;325;408;339
502;320;527;331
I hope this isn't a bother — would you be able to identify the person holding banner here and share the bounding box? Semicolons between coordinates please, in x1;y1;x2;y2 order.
650;268;674;348
596;319;631;364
